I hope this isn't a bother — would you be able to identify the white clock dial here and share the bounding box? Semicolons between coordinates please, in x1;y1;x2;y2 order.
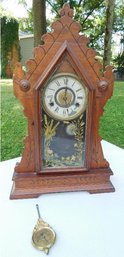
42;73;87;120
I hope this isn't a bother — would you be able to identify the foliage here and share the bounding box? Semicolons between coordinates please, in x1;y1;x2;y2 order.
18;0;106;53
18;0;33;33
49;0;106;53
113;0;124;33
17;0;123;60
18;0;123;59
113;51;124;75
19;1;49;36
111;1;124;74
1;80;124;161
103;0;116;69
19;9;33;33
1;7;20;77
0;5;16;20
48;0;123;57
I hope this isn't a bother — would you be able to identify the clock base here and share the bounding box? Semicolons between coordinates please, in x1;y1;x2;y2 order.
10;168;115;199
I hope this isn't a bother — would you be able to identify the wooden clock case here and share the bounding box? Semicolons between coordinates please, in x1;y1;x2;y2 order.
10;4;115;199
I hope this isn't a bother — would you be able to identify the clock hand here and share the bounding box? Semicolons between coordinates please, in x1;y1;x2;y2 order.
65;86;67;92
64;87;67;98
64;87;68;106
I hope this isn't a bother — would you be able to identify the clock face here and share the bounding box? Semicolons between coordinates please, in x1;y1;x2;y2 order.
32;227;55;249
42;73;87;121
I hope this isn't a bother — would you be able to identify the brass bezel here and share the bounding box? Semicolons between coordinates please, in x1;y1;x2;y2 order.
42;73;88;121
32;219;56;254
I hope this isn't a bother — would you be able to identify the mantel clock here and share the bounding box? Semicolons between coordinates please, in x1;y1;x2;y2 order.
10;4;115;199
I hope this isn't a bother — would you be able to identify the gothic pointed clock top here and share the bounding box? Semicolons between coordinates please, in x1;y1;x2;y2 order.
59;3;73;17
13;2;114;94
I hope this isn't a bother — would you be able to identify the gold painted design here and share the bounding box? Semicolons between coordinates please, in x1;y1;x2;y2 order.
44;114;60;140
44;115;60;166
72;114;84;163
43;114;85;168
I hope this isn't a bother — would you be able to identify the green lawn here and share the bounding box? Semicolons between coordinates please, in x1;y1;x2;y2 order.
99;81;124;148
1;80;27;161
1;79;124;161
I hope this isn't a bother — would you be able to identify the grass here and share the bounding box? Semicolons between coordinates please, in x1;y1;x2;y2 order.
99;81;124;148
1;79;124;161
1;80;27;161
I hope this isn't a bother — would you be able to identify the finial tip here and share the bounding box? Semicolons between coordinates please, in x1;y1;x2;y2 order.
59;3;73;18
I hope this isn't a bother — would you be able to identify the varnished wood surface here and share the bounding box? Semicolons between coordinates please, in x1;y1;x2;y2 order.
10;4;115;199
10;167;115;199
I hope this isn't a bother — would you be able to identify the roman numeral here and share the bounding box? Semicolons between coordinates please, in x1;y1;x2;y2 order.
63;109;67;115
71;81;75;87
77;96;83;99
64;77;68;85
47;95;53;98
55;107;59;112
48;88;55;91
76;88;82;92
55;81;61;87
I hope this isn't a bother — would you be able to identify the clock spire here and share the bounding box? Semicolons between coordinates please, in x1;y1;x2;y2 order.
59;3;73;17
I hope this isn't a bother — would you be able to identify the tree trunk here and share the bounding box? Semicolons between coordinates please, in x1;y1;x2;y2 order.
33;0;46;47
103;0;115;69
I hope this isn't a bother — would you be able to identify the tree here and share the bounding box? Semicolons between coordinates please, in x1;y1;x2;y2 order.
1;6;20;78
19;0;47;46
113;1;124;59
18;0;121;68
19;8;33;34
33;0;46;46
113;0;124;34
49;0;106;52
103;0;116;69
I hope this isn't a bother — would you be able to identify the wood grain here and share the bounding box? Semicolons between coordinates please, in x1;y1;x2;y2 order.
10;3;115;199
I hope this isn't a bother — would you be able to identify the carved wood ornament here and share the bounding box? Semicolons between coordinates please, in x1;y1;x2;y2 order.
10;4;115;199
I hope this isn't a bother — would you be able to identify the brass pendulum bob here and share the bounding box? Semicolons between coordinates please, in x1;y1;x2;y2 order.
32;204;56;254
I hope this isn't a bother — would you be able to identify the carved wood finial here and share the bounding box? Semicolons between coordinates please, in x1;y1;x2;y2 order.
59;3;73;17
98;80;108;92
20;79;30;92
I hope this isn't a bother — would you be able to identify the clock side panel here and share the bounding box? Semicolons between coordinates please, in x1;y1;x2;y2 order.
13;81;36;173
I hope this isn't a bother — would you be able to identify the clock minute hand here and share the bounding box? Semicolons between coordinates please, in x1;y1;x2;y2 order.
64;87;68;106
